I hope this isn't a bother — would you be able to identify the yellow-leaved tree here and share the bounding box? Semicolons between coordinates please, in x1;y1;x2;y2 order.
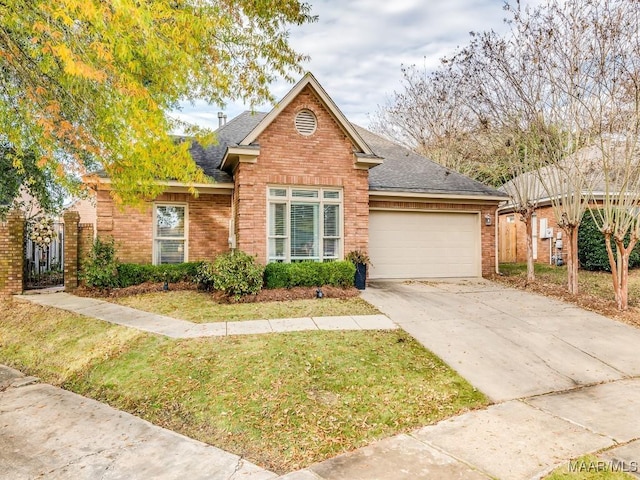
0;0;315;206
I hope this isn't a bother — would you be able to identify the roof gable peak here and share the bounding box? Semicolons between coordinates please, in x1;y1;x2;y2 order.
239;72;375;156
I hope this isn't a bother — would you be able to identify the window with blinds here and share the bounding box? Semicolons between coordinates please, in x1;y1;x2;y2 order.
154;204;187;264
267;187;342;263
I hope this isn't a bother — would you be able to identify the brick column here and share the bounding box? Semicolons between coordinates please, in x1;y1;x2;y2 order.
78;223;94;284
63;211;80;291
0;212;25;296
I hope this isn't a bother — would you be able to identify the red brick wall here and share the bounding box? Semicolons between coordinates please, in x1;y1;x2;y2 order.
78;223;94;281
369;200;499;277
96;189;231;264
63;211;80;290
234;85;370;263
0;212;24;295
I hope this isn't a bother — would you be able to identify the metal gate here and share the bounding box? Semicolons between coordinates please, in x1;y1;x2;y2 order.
24;221;64;290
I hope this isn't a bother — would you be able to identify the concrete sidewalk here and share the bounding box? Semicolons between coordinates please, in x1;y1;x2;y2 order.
16;292;397;338
4;363;639;480
284;379;640;479
0;365;276;480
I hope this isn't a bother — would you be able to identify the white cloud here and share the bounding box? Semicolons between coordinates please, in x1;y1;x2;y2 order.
175;0;540;130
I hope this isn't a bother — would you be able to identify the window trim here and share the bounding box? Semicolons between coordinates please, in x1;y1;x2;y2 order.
152;202;189;265
267;186;343;263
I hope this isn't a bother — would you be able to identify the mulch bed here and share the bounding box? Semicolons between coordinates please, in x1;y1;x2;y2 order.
217;285;360;303
74;282;360;303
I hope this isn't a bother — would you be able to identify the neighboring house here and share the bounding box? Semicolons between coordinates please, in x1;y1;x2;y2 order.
498;145;611;265
90;73;507;279
66;194;97;233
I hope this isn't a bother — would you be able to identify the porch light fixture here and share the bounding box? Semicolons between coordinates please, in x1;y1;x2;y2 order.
484;214;492;226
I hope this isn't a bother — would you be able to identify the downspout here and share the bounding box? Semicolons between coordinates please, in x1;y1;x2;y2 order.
494;205;500;274
228;186;236;252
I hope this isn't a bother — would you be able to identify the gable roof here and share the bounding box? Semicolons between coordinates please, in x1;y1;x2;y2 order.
187;111;268;180
499;142;634;209
202;113;506;199
356;126;507;198
239;72;375;156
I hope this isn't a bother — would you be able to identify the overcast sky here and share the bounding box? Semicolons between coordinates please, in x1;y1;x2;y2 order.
173;0;539;130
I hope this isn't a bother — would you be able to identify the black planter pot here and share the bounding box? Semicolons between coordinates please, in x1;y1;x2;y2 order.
354;263;367;290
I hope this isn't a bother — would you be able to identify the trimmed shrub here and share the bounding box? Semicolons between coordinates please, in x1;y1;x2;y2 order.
288;262;321;287
263;262;291;289
578;211;640;271
209;251;264;299
194;261;216;291
117;262;202;288
263;261;355;288
83;237;119;288
322;261;356;287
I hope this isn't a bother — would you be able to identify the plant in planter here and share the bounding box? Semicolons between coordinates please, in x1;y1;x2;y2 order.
346;250;370;290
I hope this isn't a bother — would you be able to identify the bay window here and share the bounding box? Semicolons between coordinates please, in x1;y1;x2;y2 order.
268;187;342;262
153;204;188;264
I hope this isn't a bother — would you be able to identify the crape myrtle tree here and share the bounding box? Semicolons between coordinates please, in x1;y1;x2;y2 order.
497;1;598;296
0;0;315;210
534;0;640;310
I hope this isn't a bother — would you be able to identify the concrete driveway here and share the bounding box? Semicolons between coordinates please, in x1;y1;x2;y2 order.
361;279;640;402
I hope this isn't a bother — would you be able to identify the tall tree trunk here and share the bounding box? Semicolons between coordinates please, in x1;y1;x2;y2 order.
525;215;535;283
566;226;579;295
613;236;636;311
605;234;634;311
604;234;622;309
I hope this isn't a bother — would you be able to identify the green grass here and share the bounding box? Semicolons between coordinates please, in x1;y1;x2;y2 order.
545;456;635;479
0;298;486;473
111;290;380;322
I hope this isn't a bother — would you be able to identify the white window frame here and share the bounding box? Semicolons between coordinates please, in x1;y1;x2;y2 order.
267;186;343;263
152;202;189;265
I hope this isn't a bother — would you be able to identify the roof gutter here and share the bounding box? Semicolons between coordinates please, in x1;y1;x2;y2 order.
88;177;234;194
369;190;509;202
497;191;611;214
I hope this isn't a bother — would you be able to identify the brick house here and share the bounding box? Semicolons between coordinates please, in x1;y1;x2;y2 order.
496;143;627;265
92;73;507;279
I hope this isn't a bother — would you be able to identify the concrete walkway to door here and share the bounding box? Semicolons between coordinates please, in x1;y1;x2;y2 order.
279;279;640;479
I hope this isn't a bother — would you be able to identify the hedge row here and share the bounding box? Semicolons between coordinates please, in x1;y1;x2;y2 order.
263;261;355;289
84;239;357;293
100;259;355;290
117;262;202;287
578;212;640;271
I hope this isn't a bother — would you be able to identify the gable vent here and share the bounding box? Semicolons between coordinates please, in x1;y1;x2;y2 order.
295;109;317;136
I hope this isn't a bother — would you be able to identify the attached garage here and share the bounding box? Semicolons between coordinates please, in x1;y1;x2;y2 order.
368;210;481;279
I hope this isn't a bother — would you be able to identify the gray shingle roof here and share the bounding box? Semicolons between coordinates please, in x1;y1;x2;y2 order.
355;126;507;197
186;111;268;183
196;111;505;198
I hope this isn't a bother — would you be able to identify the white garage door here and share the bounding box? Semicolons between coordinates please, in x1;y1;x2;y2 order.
368;210;480;279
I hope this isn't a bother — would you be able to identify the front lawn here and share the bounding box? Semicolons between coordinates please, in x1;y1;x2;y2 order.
496;263;640;327
0;298;486;473
111;290;380;322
